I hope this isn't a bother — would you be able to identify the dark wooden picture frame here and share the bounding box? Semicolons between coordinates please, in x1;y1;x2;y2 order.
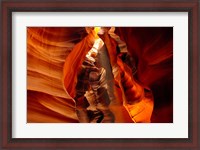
1;0;199;149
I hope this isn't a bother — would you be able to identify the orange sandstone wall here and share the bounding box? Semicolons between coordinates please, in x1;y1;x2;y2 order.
27;27;86;123
27;27;173;123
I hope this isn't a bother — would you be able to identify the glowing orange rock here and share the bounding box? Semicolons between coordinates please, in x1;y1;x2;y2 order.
62;28;154;123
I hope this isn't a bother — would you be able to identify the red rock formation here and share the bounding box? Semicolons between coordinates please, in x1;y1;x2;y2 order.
27;27;86;122
27;27;173;123
115;27;173;122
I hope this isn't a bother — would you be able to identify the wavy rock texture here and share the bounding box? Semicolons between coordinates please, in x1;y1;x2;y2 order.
27;27;87;122
27;27;173;123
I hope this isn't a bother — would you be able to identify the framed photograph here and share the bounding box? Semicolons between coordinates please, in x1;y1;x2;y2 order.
1;0;199;149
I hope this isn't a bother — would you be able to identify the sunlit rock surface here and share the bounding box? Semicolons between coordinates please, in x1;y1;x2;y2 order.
27;27;173;123
27;27;86;122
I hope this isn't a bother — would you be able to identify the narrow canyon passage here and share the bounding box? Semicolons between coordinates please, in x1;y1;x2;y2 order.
27;27;173;123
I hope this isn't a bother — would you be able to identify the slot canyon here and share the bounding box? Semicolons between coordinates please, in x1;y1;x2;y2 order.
27;27;173;123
